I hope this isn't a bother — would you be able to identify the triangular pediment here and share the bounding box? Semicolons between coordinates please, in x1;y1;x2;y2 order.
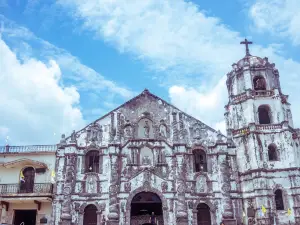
65;89;226;147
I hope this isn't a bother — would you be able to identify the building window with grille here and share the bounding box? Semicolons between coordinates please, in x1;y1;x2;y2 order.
194;150;207;172
258;105;271;124
85;151;100;173
268;144;278;161
275;189;284;210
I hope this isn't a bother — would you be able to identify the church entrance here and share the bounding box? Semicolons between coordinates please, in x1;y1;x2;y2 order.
130;192;163;225
83;204;97;225
197;203;211;225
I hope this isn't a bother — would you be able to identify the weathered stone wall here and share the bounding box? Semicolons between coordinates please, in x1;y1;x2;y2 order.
226;54;300;225
53;90;239;225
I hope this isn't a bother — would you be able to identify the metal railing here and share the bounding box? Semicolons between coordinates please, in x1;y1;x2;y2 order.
0;145;57;153
0;183;53;194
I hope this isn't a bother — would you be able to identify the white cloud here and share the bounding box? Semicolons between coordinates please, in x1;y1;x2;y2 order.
0;15;134;100
57;0;243;83
169;77;228;134
249;0;300;45
57;0;300;133
0;38;85;145
0;15;135;145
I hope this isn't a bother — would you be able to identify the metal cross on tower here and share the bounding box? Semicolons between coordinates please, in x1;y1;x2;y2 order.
240;38;253;56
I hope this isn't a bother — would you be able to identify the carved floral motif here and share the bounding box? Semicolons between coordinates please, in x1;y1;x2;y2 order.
124;182;131;192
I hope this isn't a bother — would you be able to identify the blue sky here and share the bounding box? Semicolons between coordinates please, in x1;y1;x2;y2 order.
0;0;299;145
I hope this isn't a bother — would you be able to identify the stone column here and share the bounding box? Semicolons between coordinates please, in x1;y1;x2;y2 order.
0;204;7;224
60;154;77;225
78;212;84;225
172;112;178;142
219;154;237;225
109;112;116;142
96;211;102;225
192;209;198;225
107;154;120;225
176;155;188;225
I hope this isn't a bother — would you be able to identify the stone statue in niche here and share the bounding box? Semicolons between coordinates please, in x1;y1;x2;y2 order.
70;130;76;142
196;176;207;193
144;120;150;138
161;181;168;192
86;176;97;194
124;124;133;139
159;120;167;138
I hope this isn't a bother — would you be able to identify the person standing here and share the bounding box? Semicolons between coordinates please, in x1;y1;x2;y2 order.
149;212;156;224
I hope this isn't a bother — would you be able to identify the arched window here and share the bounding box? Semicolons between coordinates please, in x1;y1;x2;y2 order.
275;189;284;210
19;167;35;193
258;105;271;124
253;76;266;90
194;150;207;172
268;144;278;161
83;204;97;225
85;151;100;173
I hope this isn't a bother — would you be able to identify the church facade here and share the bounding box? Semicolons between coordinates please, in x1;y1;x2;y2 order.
51;44;300;225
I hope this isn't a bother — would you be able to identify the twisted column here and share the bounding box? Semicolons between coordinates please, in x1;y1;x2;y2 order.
60;154;76;225
107;155;120;225
176;155;188;225
219;155;236;225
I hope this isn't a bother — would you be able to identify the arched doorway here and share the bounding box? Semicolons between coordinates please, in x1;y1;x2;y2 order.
83;205;97;225
20;167;35;193
197;203;211;225
130;192;163;225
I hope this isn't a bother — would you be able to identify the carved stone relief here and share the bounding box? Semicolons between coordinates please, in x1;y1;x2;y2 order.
196;175;207;193
85;175;97;194
190;123;208;144
124;182;131;192
86;122;103;144
137;118;154;138
124;125;133;139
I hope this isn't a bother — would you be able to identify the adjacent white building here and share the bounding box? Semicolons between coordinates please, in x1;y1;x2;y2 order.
0;145;56;225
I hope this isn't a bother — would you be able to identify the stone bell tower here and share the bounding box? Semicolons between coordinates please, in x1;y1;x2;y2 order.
224;39;300;224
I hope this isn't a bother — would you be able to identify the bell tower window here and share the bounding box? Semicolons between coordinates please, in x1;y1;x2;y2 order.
268;144;278;161
85;151;100;173
258;105;271;124
253;76;266;90
193;150;207;172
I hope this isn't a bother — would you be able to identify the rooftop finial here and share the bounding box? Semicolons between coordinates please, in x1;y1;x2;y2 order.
240;38;253;56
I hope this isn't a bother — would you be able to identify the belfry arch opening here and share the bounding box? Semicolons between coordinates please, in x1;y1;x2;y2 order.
258;105;271;124
130;192;163;225
197;203;211;225
253;76;266;90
